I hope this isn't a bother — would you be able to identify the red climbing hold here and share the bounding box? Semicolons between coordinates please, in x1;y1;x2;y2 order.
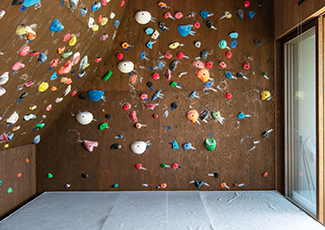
226;51;232;58
206;62;212;68
152;73;159;79
117;53;123;60
244;1;250;7
194;22;200;29
129;110;138;122
225;93;232;99
243;61;250;70
123;103;131;110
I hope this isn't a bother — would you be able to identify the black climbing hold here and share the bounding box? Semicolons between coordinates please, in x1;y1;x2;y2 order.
237;72;244;78
261;131;269;138
171;102;178;109
158;22;165;29
111;143;121;149
214;173;220;178
147;82;153;88
237;8;244;20
71;68;77;74
206;21;213;28
256;1;262;7
254;40;262;46
12;0;24;6
200;49;209;59
79;93;87;100
169;59;178;71
19;92;28;99
105;114;112;119
199;109;209;120
82;173;88;178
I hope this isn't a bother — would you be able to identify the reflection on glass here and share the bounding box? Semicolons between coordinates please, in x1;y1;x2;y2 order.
285;27;316;215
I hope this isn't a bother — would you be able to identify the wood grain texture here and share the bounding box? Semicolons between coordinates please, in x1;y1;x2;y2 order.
0;0;127;149
274;0;325;39
0;144;36;219
37;0;275;193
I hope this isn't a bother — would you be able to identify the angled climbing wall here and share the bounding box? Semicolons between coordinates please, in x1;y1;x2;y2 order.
0;0;127;149
37;0;275;192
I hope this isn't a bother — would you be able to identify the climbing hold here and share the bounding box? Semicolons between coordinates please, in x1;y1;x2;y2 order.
145;103;160;110
243;62;250;70
19;46;30;56
169;42;184;50
221;183;230;189
249;11;255;19
197;68;210;83
229;32;239;39
123;103;131;110
118;61;134;73
102;34;108;41
182;142;196;150
194;21;200;29
171;102;178;109
219;61;227;68
225;93;232;99
24;114;36;121
61;50;73;59
172;163;180;169
69;36;77;46
111;143;121;149
0;72;9;85
244;1;250;7
58;60;72;74
147;82;153;90
189;90;200;99
230;40;237;49
199;10;214;20
49;19;64;36
236;72;248;80
72;52;80;66
262;172;268;177
256;1;262;7
76;111;93;125
177;25;195;37
225;72;236;79
174;12;183;19
112;184;118;188
204;138;216;151
129;110;138;122
63;33;71;42
135;11;155;24
46;104;52;111
153;114;158;118
116;53;123;60
35;123;45;129
169;60;178;71
262;129;273;138
87;90;104;102
114;20;120;27
164;69;171;81
158;2;169;9
131;141;149;154
158;21;169;31
145;27;154;35
47;173;53;178
102;70;113;81
200;109;210;123
261;90;271;100
236;8;244;20
105;114;112;119
194;41;201;48
38;82;49;93
218;40;230;50
79;56;88;70
135;122;147;129
99;122;109;130
191;60;205;69
7;112;19;124
220;11;232;19
187;110;200;124
80;7;87;17
57;46;65;54
199;49;209;60
135;163;147;170
83;140;98;152
157;183;167;189
38;53;47;63
206;62;212;68
32;135;41;144
94;57;102;63
152;73;159;80
82;173;88;178
91;2;101;12
48;59;58;71
237;112;251;119
152;89;164;101
12;62;25;73
0;87;5;97
206;21;217;30
172;140;179;149
254;40;262;46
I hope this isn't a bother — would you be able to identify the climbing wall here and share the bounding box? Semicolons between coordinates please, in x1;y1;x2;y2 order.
0;0;127;150
37;0;275;192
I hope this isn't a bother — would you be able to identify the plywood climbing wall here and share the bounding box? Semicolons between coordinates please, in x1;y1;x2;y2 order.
37;0;275;192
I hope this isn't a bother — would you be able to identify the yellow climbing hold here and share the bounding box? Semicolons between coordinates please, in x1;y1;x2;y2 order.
38;82;49;93
4;144;9;148
101;17;108;26
69;36;77;46
29;105;37;110
92;24;99;32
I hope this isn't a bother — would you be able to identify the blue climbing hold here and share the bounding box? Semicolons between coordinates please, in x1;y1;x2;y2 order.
249;11;255;19
23;0;40;7
140;51;146;60
91;2;101;12
158;61;164;69
200;10;209;20
238;112;246;119
146;41;152;49
38;53;47;63
172;140;179;149
50;72;57;81
80;7;87;17
195;180;204;188
114;20;120;27
229;32;238;39
32;135;41;144
152;89;162;101
230;40;237;49
182;142;192;150
177;25;192;37
189;90;197;98
225;72;232;79
8;133;14;140
203;80;214;87
49;19;64;33
145;28;154;35
87;90;104;102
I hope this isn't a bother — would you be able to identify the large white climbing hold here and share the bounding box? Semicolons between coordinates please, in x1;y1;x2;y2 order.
118;61;134;73
131;141;147;154
7;111;19;124
135;11;154;24
76;111;93;125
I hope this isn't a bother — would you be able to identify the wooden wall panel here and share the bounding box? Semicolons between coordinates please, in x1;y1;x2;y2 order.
0;0;127;149
37;0;275;192
0;144;36;219
275;0;325;39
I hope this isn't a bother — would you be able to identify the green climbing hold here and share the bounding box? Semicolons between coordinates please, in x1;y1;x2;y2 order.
35;123;46;129
204;138;216;151
102;70;113;81
47;173;53;178
211;111;221;121
61;50;73;58
99;122;109;130
112;184;118;188
170;81;177;87
7;187;13;193
160;163;166;168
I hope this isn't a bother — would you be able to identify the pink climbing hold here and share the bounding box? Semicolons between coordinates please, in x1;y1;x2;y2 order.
152;73;159;79
123;103;131;110
83;140;98;152
175;12;183;19
102;0;108;6
94;57;102;63
140;94;148;100
46;104;52;111
219;61;227;69
129;110;138;122
0;134;8;142
191;60;205;69
194;22;200;29
102;34;108;41
172;163;179;169
19;46;30;56
153;114;158;118
63;33;71;42
116;53;123;60
164;52;172;59
12;62;25;71
71;90;77;96
145;103;159;110
226;51;232;58
120;0;125;7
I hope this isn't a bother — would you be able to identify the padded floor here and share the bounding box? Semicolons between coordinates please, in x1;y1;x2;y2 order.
0;191;324;230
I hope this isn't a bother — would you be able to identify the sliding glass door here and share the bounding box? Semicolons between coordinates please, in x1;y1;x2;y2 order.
284;27;317;216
